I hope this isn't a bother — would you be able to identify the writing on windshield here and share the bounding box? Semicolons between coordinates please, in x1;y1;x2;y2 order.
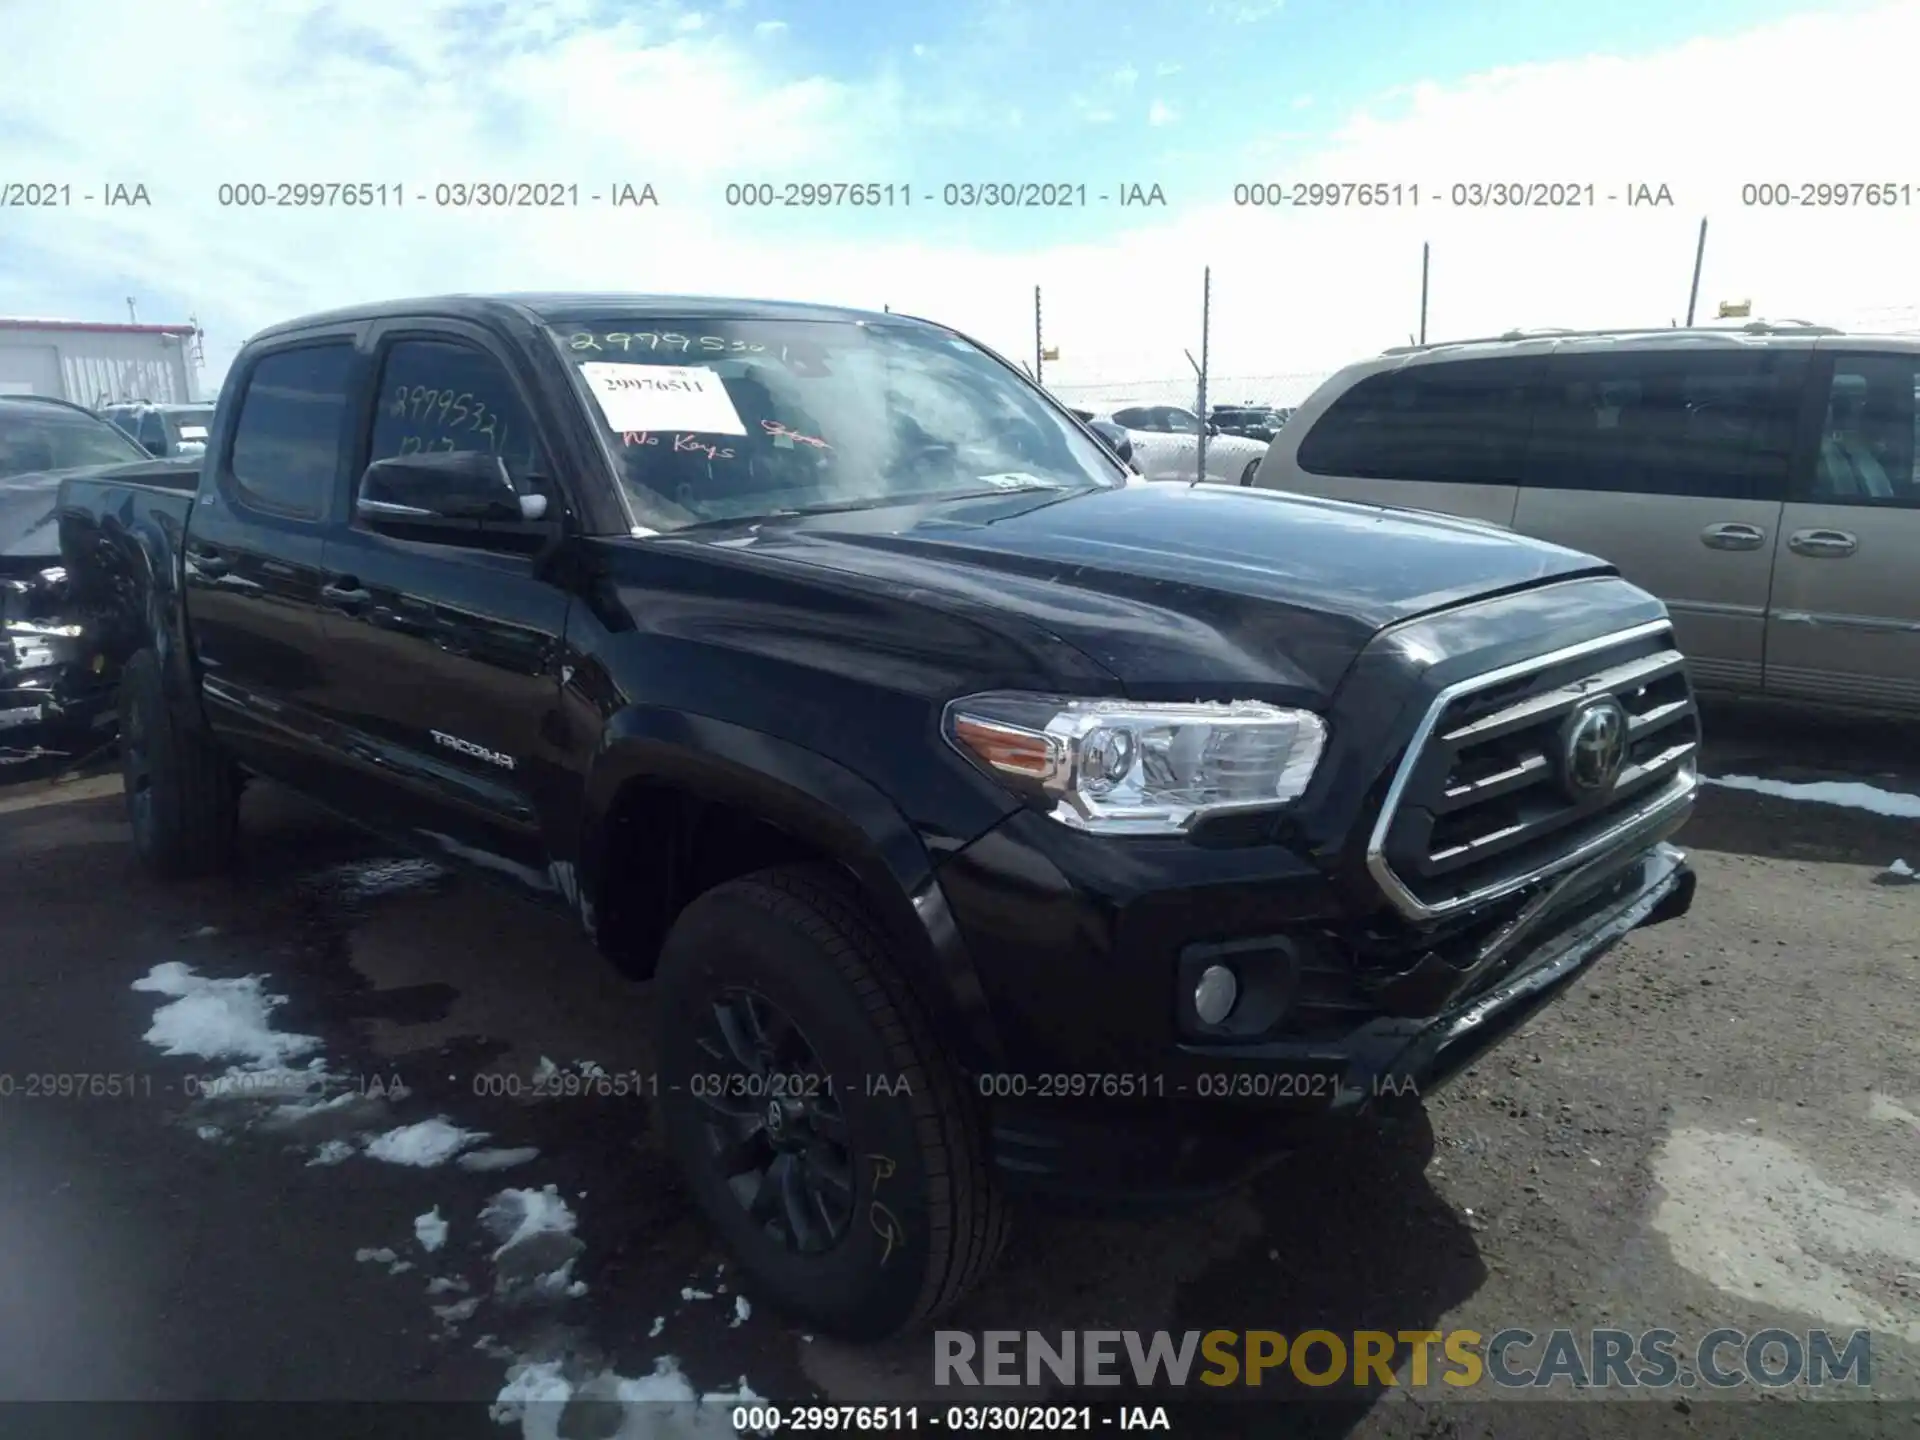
553;318;1122;532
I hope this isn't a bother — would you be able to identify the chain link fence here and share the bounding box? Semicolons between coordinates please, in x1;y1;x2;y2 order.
1045;371;1335;415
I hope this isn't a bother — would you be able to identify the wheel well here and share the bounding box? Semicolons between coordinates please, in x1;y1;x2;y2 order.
592;783;841;979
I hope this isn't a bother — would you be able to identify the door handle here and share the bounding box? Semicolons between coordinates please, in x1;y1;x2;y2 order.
321;576;372;609
1787;528;1858;558
188;549;229;578
1699;522;1766;552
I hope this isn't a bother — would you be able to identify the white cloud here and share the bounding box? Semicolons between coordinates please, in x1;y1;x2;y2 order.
753;18;786;35
1155;62;1183;77
5;0;1920;401
911;42;927;57
675;12;707;30
1148;99;1178;126
1112;63;1138;87
1291;93;1313;109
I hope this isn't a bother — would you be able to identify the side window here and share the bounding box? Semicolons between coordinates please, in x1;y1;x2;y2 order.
1296;357;1536;484
1805;355;1920;507
1523;350;1802;501
1161;407;1202;434
367;339;542;491
1111;407;1155;431
228;343;355;518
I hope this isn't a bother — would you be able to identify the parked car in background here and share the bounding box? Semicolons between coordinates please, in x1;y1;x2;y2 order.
1098;403;1269;485
1256;322;1920;715
1209;404;1290;443
1065;408;1142;473
0;395;194;762
99;400;217;460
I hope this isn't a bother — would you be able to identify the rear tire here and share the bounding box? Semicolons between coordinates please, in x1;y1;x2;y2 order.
118;649;239;879
654;864;1010;1340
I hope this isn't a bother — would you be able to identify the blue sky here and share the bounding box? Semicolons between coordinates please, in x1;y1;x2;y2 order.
1;0;1912;395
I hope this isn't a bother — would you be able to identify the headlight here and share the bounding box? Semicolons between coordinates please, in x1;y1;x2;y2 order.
943;692;1327;835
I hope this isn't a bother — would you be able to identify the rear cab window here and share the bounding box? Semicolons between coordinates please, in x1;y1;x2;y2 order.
227;343;356;519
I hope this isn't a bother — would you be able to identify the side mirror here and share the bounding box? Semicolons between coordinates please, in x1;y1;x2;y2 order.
356;450;549;528
1206;421;1220;436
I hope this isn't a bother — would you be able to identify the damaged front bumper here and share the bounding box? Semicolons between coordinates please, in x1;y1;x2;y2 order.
988;840;1695;1202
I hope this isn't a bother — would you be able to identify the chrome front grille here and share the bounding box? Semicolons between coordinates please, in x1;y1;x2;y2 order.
1367;620;1700;921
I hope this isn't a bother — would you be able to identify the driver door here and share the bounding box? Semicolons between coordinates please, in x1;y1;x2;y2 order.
313;322;575;889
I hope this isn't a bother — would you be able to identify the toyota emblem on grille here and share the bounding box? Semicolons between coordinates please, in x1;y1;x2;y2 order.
1561;696;1628;796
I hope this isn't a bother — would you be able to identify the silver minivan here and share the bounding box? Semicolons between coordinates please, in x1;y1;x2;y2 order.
1256;324;1920;715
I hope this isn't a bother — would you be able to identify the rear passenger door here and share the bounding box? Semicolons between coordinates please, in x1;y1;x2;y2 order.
187;336;358;791
1512;348;1803;696
313;324;573;886
1285;356;1534;526
1764;350;1920;712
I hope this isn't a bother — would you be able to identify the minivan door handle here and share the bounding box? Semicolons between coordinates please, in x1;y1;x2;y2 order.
1787;528;1858;558
320;576;372;610
187;547;229;578
1699;522;1766;551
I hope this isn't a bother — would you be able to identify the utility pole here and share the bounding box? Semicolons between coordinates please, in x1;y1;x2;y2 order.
1186;265;1211;485
1685;218;1707;327
1034;286;1043;386
1418;242;1429;345
126;297;138;324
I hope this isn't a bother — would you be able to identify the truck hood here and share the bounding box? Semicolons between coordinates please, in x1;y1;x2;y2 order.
667;481;1612;701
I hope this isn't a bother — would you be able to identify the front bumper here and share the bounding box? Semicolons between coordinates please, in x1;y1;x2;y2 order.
981;839;1694;1202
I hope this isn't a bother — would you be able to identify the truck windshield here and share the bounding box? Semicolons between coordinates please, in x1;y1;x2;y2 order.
0;405;147;479
548;317;1125;531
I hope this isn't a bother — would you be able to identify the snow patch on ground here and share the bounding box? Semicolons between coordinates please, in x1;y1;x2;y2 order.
460;1146;541;1171
133;962;323;1072
731;1295;750;1327
490;1355;766;1439
324;856;447;901
1704;774;1920;819
365;1118;487;1167
415;1206;449;1252
482;1185;587;1302
307;1139;356;1166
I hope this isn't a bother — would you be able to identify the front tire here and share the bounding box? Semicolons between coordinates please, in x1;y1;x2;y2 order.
118;648;239;879
1240;458;1260;486
655;864;1010;1340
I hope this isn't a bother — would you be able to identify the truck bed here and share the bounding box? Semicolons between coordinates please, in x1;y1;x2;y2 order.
57;466;201;684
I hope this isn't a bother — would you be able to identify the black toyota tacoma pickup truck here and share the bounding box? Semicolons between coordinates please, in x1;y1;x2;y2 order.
58;293;1700;1339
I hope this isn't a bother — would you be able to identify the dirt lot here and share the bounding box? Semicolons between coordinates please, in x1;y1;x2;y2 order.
0;702;1916;1438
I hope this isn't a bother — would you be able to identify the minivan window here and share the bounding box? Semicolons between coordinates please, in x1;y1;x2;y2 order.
1523;350;1803;501
1806;356;1920;507
1295;355;1536;484
228;343;355;518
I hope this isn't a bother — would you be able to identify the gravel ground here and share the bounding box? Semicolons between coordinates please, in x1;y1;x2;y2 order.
0;702;1915;1439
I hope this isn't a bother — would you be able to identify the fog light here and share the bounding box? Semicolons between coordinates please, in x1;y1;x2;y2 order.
1193;965;1238;1025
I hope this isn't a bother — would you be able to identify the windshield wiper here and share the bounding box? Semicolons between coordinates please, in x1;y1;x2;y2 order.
666;481;1084;532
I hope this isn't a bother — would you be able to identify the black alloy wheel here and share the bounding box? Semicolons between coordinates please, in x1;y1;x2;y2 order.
693;987;856;1255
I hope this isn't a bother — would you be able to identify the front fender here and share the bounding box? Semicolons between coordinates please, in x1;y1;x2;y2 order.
579;706;1007;1072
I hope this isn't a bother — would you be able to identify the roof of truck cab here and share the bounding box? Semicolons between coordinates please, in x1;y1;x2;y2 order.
249;293;923;341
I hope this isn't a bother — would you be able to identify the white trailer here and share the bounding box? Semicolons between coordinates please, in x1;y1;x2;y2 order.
0;318;200;406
